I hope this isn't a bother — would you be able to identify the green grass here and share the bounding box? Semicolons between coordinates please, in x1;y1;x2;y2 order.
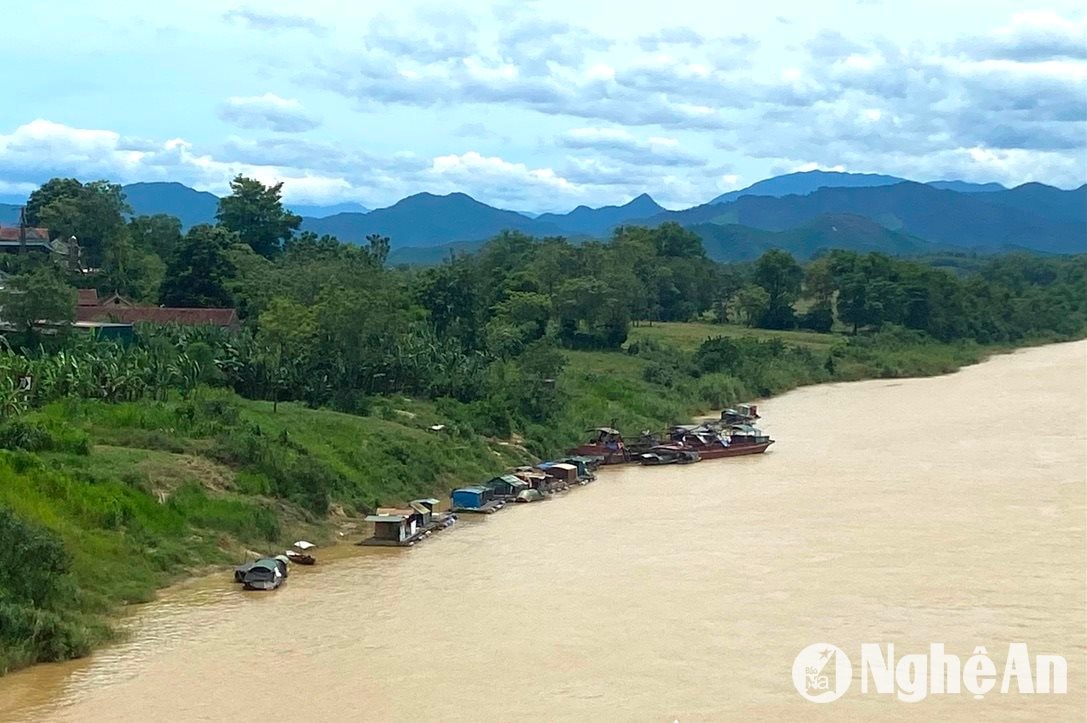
628;321;839;351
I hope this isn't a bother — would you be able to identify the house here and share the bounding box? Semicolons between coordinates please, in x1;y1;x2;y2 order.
537;462;579;489
75;305;239;329
512;468;549;492
484;474;528;500
76;289;99;306
363;512;418;545
450;486;504;513
360;498;453;547
0;226;52;253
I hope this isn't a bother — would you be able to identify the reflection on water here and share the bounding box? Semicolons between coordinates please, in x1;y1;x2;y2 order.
0;341;1083;722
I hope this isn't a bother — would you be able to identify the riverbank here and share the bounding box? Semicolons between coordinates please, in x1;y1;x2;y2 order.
3;339;1082;722
0;324;1080;674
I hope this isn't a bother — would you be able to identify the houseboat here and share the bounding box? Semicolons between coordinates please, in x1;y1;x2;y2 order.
484;474;529;501
511;468;551;501
559;457;597;483
722;424;775;455
450;486;505;514
637;446;701;465
242;557;287;590
360;499;456;546
537;462;579;489
567;427;630;465
721;404;760;425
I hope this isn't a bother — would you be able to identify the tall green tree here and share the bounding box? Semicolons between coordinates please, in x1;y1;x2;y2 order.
216;176;301;259
159;225;237;307
0;265;76;337
26;179;129;267
128;214;183;261
98;233;166;302
752;249;803;329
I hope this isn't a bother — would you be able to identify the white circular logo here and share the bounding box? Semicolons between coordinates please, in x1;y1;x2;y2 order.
792;643;852;703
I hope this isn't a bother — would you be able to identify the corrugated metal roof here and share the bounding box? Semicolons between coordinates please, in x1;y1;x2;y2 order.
75;306;239;327
0;226;50;242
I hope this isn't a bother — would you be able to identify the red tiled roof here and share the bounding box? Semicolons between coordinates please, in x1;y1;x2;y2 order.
0;226;50;242
75;306;239;327
77;289;99;306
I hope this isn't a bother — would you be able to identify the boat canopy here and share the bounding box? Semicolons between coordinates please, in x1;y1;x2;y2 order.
365;513;407;523
589;427;620;435
293;540;316;551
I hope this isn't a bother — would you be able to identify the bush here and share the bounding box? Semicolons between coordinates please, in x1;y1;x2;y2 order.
0;419;90;455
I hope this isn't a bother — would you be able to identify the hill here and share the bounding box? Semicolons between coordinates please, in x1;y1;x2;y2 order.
122;182;220;229
927;180;1006;193
711;170;1008;204
0;204;19;226
654;182;1085;254
302;192;564;247
287;201;369;218
710;170;908;204
692;214;934;262
536;193;665;236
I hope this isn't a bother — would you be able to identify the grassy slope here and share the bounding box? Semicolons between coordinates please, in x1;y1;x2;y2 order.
0;321;1058;674
629;321;838;351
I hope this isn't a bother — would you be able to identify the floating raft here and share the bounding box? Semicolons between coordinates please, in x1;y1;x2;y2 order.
450;499;505;514
358;514;456;547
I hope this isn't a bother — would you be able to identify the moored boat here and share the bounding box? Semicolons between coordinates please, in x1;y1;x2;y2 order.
669;424;774;458
638;446;701;465
567;427;630;465
243;557;287;590
285;540;317;565
360;498;456;546
720;403;760;426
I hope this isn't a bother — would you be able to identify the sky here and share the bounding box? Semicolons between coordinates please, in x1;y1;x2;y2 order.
0;0;1084;212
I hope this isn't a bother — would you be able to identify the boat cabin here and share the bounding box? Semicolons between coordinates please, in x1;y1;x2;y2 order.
243;558;286;590
512;468;550;491
365;512;418;543
721;404;760;425
485;474;528;499
567;427;629;464
450;485;504;513
558;457;595;481
538;462;578;487
727;424;771;445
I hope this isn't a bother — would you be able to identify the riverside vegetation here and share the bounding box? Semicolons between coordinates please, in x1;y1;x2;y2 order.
1;176;1085;674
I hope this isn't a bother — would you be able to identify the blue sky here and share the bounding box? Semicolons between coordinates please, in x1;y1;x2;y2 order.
1;0;1084;211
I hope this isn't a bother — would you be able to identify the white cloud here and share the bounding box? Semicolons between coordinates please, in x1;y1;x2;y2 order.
218;94;320;133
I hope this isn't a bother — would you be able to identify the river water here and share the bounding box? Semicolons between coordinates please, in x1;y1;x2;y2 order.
0;341;1084;722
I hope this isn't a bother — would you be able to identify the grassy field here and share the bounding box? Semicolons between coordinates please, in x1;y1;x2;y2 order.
628;321;840;351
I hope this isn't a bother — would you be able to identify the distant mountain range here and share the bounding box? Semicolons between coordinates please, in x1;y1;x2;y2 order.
647;181;1086;255
709;170;1007;204
1;172;1083;262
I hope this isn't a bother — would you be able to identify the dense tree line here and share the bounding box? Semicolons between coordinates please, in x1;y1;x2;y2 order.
1;175;1084;430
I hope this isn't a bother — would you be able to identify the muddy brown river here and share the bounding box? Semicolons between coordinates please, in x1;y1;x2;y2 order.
0;341;1084;722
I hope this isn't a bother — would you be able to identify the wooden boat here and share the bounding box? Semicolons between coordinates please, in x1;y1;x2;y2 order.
567;427;630;465
515;488;545;503
720;404;760;426
243;557;287;590
285;540;317;565
669;424;774;459
638;446;701;465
